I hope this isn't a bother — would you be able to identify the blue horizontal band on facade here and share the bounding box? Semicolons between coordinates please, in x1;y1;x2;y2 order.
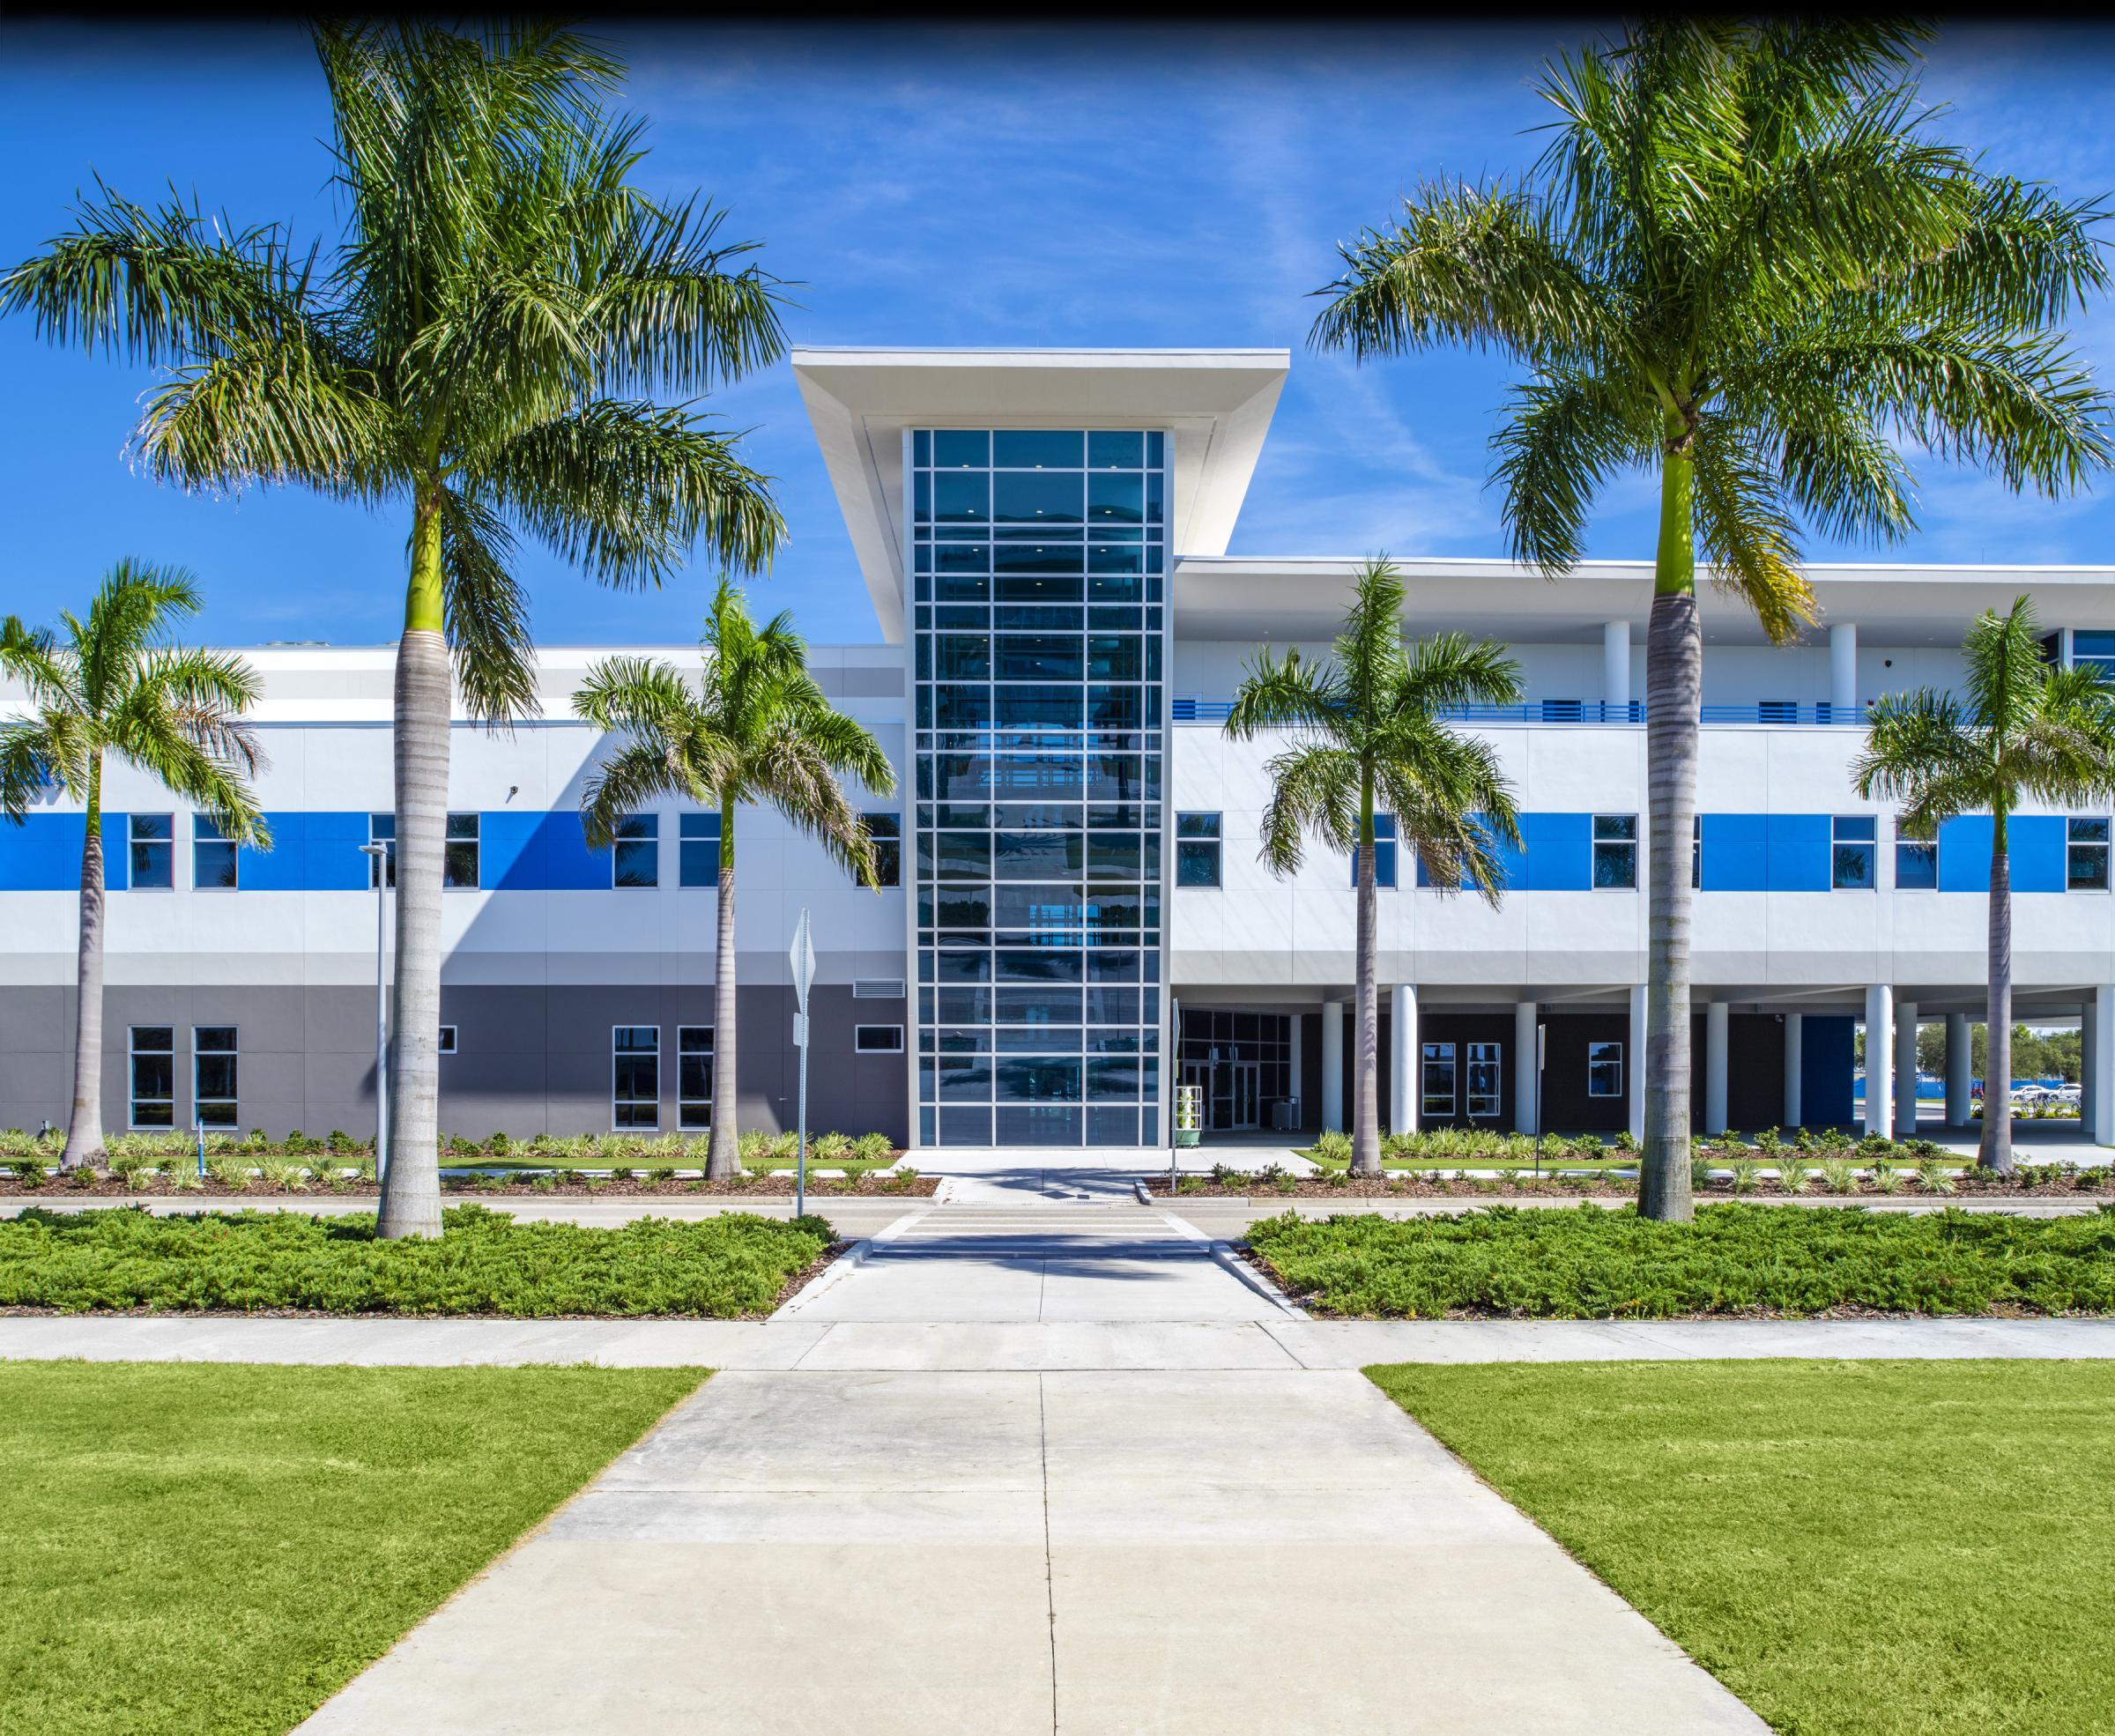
0;807;2079;894
1170;699;1867;726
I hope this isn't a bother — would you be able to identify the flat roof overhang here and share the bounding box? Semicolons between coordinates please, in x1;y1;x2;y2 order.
1176;556;2115;646
790;346;1288;642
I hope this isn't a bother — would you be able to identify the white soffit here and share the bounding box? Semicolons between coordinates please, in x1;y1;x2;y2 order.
790;346;1289;642
1175;556;2115;648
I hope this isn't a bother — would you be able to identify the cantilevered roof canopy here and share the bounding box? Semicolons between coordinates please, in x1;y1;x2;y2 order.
1176;555;2115;647
790;346;1288;641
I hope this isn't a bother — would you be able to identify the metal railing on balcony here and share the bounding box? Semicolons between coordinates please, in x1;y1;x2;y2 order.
1169;697;1868;726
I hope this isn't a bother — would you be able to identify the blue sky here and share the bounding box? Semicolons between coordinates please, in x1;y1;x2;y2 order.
4;22;2114;650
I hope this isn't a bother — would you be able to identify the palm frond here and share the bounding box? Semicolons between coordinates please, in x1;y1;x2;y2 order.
481;397;784;584
1256;744;1358;874
1689;420;1817;642
577;738;700;849
434;486;538;724
1221;648;1341;741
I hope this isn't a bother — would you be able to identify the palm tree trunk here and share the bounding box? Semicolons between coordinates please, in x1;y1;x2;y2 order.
60;757;106;1171
1641;430;1699;1223
708;796;740;1180
1351;774;1382;1176
378;489;448;1239
1980;811;2014;1173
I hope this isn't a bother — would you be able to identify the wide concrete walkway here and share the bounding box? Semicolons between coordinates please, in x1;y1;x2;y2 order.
268;1196;1782;1735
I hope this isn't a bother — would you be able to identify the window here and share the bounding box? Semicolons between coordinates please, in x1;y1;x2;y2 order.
856;1024;906;1053
1466;1042;1502;1118
193;1026;238;1127
854;978;906;999
128;1026;174;1128
612;813;658;888
129;814;173;889
1587;1041;1624;1097
612;1026;659;1129
2068;817;2111;891
679;812;721;887
1176;812;1221;887
368;813;395;887
1421;1042;1456;1117
193;814;237;888
678;1027;714;1129
2074;629;2115;682
1896;835;1939;890
1592;814;1637;888
437;1025;457;1056
444;812;479;888
851;812;901;888
1350;813;1397;887
1691;814;1701;890
1831;815;1877;889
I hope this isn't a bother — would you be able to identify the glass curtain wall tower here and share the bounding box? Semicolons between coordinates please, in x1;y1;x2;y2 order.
909;428;1169;1146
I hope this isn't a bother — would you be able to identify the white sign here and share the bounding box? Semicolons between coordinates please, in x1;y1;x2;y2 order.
789;908;815;1013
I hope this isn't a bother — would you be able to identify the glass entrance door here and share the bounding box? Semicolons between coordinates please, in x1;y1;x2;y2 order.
1230;1062;1261;1131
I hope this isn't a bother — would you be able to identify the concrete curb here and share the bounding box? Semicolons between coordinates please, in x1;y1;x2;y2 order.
772;1238;873;1318
1209;1240;1310;1320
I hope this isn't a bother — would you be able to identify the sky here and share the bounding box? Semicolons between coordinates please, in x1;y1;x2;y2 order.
3;21;2114;652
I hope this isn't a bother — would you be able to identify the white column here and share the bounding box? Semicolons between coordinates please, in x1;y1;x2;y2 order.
1514;999;1539;1137
1829;622;1859;720
1784;1013;1804;1128
2095;987;2115;1148
1946;1011;1972;1128
1603;620;1631;719
1320;999;1345;1133
1628;983;1648;1144
1288;1013;1305;1127
1864;983;1894;1137
1390;986;1418;1135
1894;1000;1920;1137
2080;1000;2096;1139
1703;1001;1730;1134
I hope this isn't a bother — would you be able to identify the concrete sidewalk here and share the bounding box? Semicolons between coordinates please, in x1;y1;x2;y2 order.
293;1366;1765;1736
8;1312;2115;1370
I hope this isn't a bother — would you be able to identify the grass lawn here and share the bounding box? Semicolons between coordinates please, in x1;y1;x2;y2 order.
1369;1360;2115;1735
0;1361;704;1736
1245;1201;2115;1317
0;1203;835;1317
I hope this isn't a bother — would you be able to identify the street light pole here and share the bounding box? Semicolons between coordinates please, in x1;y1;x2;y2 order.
358;842;390;1187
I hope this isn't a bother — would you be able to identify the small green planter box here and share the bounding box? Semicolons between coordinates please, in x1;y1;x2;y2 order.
1174;1084;1203;1147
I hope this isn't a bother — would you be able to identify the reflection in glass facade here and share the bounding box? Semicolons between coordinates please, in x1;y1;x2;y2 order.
910;428;1169;1146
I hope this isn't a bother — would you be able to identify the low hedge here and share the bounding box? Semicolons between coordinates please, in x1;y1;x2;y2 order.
0;1204;835;1317
1244;1201;2115;1319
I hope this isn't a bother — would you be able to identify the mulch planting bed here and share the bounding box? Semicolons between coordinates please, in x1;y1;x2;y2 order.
0;1172;939;1200
1146;1174;2115;1201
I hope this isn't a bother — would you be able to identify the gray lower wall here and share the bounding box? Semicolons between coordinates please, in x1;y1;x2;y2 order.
0;983;909;1146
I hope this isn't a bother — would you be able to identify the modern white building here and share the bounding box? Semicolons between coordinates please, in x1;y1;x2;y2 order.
4;348;2114;1150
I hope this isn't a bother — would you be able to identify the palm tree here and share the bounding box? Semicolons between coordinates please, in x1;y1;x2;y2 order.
3;24;785;1236
0;562;268;1171
1224;558;1523;1176
1312;20;2111;1220
573;582;896;1178
1854;597;2115;1173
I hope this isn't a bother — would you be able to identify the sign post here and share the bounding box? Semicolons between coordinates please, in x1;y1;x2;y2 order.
789;909;815;1217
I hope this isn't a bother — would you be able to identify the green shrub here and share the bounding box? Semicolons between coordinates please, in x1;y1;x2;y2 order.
256;1157;304;1192
1244;1202;2115;1319
641;1166;675;1188
108;1150;157;1188
0;1203;835;1317
1730;1159;1761;1194
1777;1161;1808;1195
1311;1129;1352;1166
1690;1157;1715;1193
852;1131;894;1162
1819;1158;1858;1195
811;1131;853;1162
205;1151;252;1191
